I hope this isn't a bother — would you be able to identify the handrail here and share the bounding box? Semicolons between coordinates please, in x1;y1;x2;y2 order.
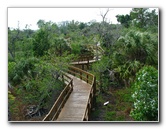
71;55;93;65
43;74;73;121
67;66;94;85
78;55;94;61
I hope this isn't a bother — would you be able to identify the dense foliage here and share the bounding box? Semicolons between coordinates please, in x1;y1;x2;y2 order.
130;66;158;121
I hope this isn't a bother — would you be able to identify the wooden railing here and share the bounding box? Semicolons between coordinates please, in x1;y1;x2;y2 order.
78;55;94;61
67;66;96;121
43;66;96;121
43;73;73;121
72;55;94;64
83;75;96;121
68;66;94;85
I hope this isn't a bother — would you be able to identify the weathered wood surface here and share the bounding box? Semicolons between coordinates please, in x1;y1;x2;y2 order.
56;74;91;121
70;59;96;65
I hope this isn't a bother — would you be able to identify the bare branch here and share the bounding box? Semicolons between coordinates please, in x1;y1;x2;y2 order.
100;8;110;22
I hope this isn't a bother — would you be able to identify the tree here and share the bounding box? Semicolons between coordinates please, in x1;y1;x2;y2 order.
115;29;158;66
100;8;110;23
49;37;71;56
116;14;131;28
111;29;158;86
130;8;148;28
33;29;49;57
8;22;21;60
130;8;158;30
58;21;69;35
79;22;87;30
37;19;45;29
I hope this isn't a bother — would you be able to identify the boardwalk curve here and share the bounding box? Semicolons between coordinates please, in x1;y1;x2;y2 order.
43;65;96;121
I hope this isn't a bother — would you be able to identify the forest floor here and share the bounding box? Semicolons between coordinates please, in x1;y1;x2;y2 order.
90;86;134;121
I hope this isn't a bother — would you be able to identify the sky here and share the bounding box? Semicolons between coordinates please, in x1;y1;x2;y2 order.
8;8;132;30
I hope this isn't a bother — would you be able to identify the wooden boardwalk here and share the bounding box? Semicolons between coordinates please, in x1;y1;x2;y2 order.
56;74;91;121
43;65;96;122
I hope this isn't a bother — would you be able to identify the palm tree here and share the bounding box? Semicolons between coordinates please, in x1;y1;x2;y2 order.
116;30;158;65
111;29;158;86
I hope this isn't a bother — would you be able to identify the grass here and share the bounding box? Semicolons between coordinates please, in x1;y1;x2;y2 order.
104;86;134;121
90;86;134;121
105;111;116;121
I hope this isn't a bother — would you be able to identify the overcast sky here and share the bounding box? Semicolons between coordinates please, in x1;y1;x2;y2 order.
8;8;132;30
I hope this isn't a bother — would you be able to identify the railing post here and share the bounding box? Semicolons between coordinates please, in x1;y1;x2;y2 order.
80;71;82;80
93;76;96;106
71;79;73;91
82;64;84;70
87;57;89;70
86;74;88;83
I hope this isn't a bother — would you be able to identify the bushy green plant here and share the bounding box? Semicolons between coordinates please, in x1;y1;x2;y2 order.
114;60;142;87
33;29;50;57
8;57;39;85
71;42;81;55
130;66;158;121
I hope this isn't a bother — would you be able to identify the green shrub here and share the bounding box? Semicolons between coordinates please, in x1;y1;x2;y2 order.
130;66;158;121
33;29;50;57
8;57;39;85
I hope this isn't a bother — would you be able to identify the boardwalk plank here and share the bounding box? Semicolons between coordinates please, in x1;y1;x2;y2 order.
56;75;91;121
